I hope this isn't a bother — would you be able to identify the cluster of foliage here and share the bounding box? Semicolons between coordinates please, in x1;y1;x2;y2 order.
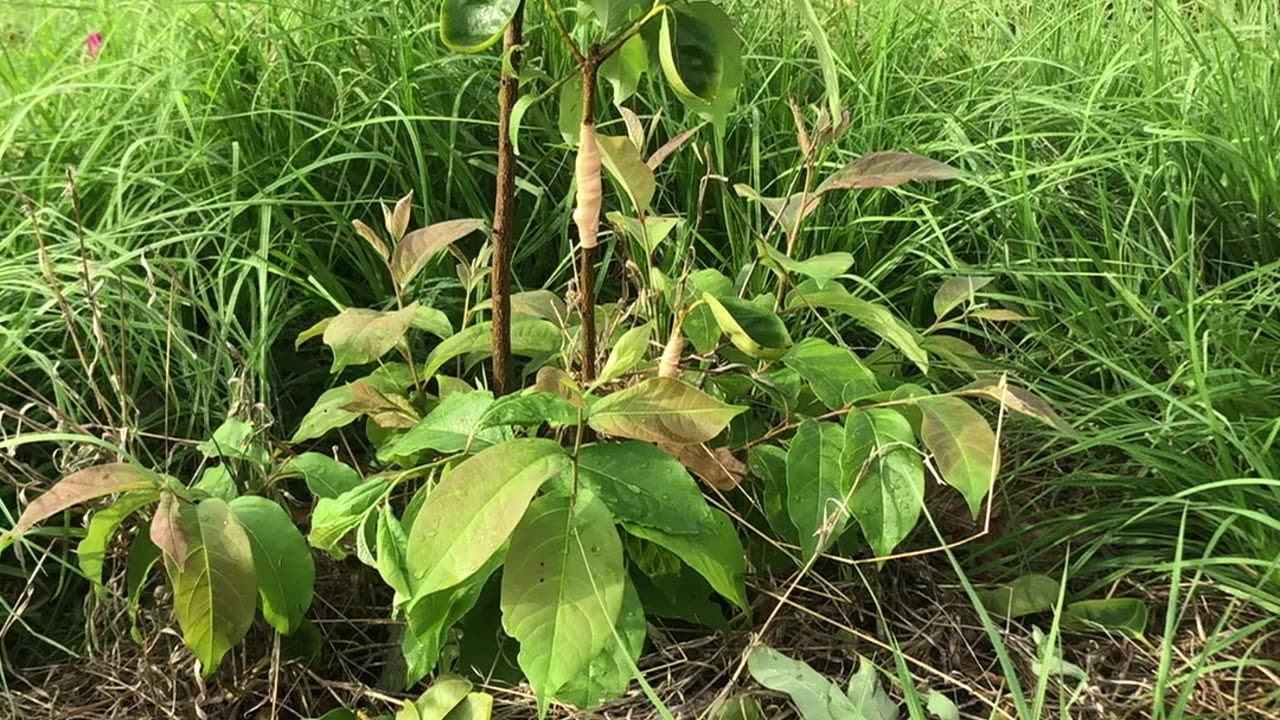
4;0;1082;716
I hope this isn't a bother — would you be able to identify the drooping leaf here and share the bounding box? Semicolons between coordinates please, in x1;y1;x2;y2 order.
1063;598;1148;637
845;659;900;720
228;496;314;634
660;442;746;491
702;293;792;359
404;551;504;687
554;579;645;708
393;220;486;287
749;444;797;545
917;396;998;518
169;499;258;676
657;2;742;127
588;377;745;444
816;151;962;193
757;241;852;288
789;285;929;373
192;466;237;502
14;463;158;534
308;478;391;557
735;185;820;234
276;453;360;499
323;304;420;374
291;363;417;443
596;134;656;213
439;0;522;52
977;574;1061;618
409;439;568;594
932;276;994;320
782;337;877;411
421;317;561;380
843;409;924;558
151;491;190;567
956;378;1074;434
607;213;682;255
786;420;848;560
597;322;653;385
501;494;626;711
574;441;711;535
125;532;161;644
198;417;270;465
601;33;648;105
622;508;747;610
378;390;499;462
476;391;581;430
78;490;158;596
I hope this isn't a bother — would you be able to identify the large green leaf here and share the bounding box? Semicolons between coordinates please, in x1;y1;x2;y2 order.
757;241;852;288
14;463;158;534
192;466;237;502
501;494;626;712
843;409;924;558
631;563;729;630
782;337;877;411
421;317;561;379
657;2;742;127
440;0;521;53
408;439;568;594
324;304;419;374
600;33;648;104
377;505;413;603
748;444;797;545
596;321;653;386
476;391;581;430
228;496;315;634
588;377;745;444
785;420;848;560
396;674;471;720
917;397;997;518
607;213;682;256
622;508;747;610
291;363;417;443
554;579;646;708
976;574;1061;618
789;285;929;373
844;659;900;720
276;453;360;499
77;490;158;597
702;293;792;359
379;390;504;463
198;418;269;465
575;441;711;535
308;478;392;557
597;134;656;213
169;499;258;676
683;269;734;353
1063;598;1148;637
747;646;841;720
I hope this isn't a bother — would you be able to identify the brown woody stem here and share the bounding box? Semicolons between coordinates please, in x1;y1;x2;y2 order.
576;47;601;382
490;1;525;397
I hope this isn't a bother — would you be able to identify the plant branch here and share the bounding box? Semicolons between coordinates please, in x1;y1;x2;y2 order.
542;0;585;63
490;0;526;396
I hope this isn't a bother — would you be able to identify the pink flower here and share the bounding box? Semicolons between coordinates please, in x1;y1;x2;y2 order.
85;32;103;59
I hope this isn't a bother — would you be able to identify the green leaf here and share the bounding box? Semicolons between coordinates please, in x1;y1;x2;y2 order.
439;0;521;53
782;338;877;411
413;306;455;339
558;77;583;145
816;151;962;194
713;695;766;720
589;377;745;444
1063;598;1148;637
747;646;841;720
789;286;929;373
169;499;258;676
512;290;570;322
393;220;486;288
575;441;711;535
125;532;162;644
702;293;792;359
310;710;358;720
192;466;237;502
796;0;842;122
377;505;413;601
597;322;653;386
786;420;848;560
925;691;959;720
658;2;742;128
757;241;852;288
631;563;729;630
296;316;331;348
308;478;392;557
323;304;419;374
597;134;656;213
199;418;270;465
591;0;645;31
554;579;645;708
843;409;924;558
290;363;417;443
228;496;315;634
683;269;734;353
748;444;797;545
477;391;581;430
606;213;682;256
501;494;626;712
845;659;899;720
397;674;471;720
956;378;1074;434
277;453;360;499
601;33;648;104
409;439;569;594
932;276;993;320
422;318;561;379
379;390;500;462
404;551;504;687
509;93;536;156
977;574;1061;618
917;397;997;518
622;508;747;610
78;490;158;597
443;693;494;720
14;463;158;534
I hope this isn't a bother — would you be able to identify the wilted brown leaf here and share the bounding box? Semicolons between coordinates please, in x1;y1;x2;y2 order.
659;442;746;491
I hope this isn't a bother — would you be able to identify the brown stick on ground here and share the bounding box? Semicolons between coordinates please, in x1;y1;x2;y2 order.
489;1;526;396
